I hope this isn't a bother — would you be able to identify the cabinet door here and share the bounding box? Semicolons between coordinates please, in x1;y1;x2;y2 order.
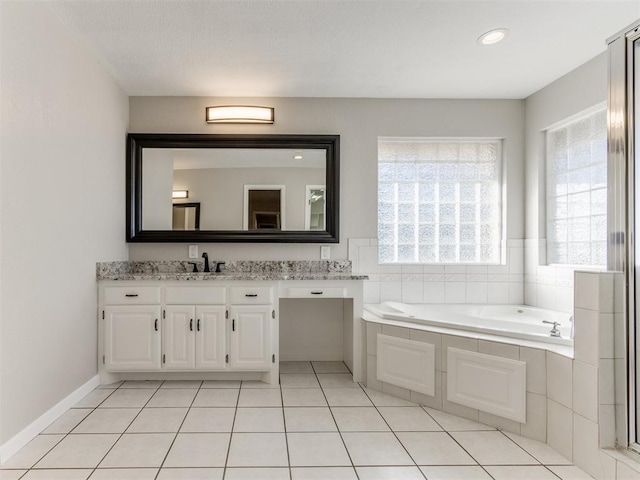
105;306;161;371
229;305;272;370
163;306;196;370
195;306;227;370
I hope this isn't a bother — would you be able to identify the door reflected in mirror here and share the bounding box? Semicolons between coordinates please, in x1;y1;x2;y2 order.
305;185;326;231
172;203;200;230
244;186;284;230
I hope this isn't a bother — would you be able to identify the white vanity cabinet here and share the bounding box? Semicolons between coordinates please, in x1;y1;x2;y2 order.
162;287;227;370
105;306;162;371
98;275;365;386
229;306;273;370
229;285;275;370
162;306;227;370
102;286;162;372
99;281;278;383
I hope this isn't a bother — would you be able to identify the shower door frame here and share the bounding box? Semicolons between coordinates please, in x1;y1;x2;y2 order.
610;20;640;453
631;25;640;454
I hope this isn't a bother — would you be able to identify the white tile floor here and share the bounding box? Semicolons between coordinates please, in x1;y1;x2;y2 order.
0;362;594;480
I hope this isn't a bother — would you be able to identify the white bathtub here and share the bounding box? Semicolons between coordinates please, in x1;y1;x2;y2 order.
364;302;573;346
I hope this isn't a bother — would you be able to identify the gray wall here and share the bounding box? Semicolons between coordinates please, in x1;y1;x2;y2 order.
0;2;129;444
129;97;525;261
525;52;607;240
523;53;607;311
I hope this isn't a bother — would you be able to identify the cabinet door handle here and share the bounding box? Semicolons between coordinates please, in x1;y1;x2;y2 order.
190;319;193;331
245;293;258;297
125;294;139;297
197;319;200;331
311;291;323;295
232;319;235;331
155;319;158;331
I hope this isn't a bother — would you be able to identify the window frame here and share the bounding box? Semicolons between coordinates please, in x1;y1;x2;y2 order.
377;136;506;265
544;103;608;268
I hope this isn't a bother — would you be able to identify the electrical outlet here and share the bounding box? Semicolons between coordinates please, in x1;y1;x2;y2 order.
320;246;330;260
188;245;198;259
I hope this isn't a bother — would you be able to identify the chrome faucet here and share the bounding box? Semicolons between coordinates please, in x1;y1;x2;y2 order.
543;320;562;338
202;252;210;273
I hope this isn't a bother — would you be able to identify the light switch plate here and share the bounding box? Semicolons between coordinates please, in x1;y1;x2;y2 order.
188;245;198;259
320;246;331;260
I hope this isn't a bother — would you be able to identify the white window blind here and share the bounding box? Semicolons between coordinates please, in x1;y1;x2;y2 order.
546;108;607;266
378;138;503;264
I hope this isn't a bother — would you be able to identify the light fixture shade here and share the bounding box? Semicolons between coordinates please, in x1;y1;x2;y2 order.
206;105;275;124
172;190;189;199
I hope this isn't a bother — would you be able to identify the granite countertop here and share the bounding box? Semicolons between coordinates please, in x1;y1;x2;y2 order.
97;260;367;281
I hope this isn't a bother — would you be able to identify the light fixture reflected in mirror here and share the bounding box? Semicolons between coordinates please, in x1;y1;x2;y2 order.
206;105;275;124
172;190;189;199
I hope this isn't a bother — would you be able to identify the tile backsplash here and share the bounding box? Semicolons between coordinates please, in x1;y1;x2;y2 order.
524;239;603;314
350;237;585;313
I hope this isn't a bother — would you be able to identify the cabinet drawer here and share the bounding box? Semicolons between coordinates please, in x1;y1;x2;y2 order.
165;287;226;305
229;287;273;304
103;287;161;305
284;287;346;298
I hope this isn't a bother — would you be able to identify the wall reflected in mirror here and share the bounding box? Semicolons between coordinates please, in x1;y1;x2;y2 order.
142;148;326;231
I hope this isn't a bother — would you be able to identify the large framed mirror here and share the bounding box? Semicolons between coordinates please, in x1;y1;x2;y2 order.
127;134;340;242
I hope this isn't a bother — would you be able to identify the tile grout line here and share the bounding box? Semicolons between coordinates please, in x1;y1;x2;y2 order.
153;380;204;480
221;381;242;479
17;382;124;476
421;397;505;477
499;429;550;465
357;383;428;480
418;406;498;478
312;362;360;480
84;381;160;478
278;376;293;480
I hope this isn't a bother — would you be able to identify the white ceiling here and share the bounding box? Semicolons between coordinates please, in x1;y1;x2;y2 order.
49;0;640;99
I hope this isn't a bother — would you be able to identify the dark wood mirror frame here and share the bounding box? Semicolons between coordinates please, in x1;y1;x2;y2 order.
126;133;340;243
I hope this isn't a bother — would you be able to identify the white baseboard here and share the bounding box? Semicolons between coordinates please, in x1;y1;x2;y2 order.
0;374;99;464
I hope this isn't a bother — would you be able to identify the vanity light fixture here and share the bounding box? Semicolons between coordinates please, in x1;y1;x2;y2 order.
172;190;189;199
205;105;275;124
478;28;509;46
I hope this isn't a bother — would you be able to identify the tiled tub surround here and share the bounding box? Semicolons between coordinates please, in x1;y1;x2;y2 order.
349;238;525;306
364;270;640;480
350;237;603;315
524;239;607;314
363;316;567;444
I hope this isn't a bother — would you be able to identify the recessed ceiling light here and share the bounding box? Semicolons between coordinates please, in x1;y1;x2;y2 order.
293;154;303;160
478;28;508;46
